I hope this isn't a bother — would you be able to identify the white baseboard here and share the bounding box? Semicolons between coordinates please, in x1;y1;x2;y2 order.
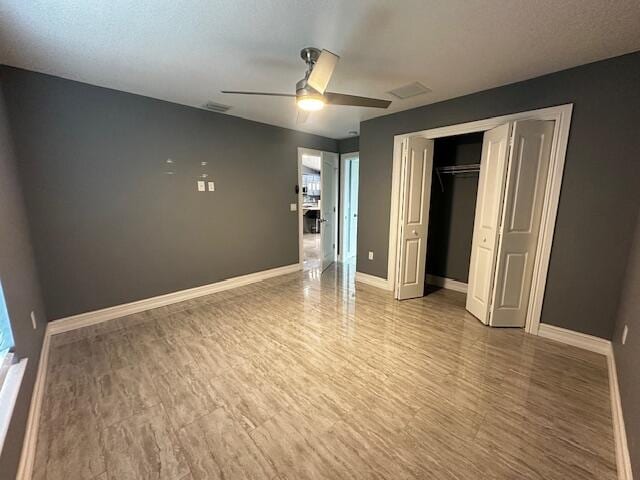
16;328;51;480
426;274;468;293
537;323;632;480
537;323;611;356
355;272;392;291
48;263;301;335
607;347;633;480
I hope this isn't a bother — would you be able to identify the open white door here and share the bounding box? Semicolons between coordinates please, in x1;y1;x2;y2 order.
490;120;554;327
466;123;512;323
347;159;359;258
395;137;434;300
320;152;338;271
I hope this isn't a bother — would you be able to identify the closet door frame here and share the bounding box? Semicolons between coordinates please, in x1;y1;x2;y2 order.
386;104;573;335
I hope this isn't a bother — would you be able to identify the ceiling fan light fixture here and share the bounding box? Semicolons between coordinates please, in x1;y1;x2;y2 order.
297;95;325;111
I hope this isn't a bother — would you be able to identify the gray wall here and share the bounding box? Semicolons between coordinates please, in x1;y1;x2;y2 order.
0;66;338;320
357;51;640;339
612;208;640;477
338;136;359;154
0;74;47;478
426;133;482;283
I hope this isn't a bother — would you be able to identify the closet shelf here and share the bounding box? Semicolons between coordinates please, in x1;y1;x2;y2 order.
435;163;480;192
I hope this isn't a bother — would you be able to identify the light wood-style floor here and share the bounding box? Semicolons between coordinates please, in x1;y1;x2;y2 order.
34;262;617;479
303;233;321;271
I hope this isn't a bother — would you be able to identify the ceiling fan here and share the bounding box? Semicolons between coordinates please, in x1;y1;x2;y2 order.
222;47;391;123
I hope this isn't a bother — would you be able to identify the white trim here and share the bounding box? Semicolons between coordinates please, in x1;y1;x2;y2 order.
49;263;301;335
355;272;393;291
425;275;468;293
339;152;359;262
536;324;632;480
0;357;27;453
16;330;50;480
537;323;611;356
388;104;573;335
608;347;633;480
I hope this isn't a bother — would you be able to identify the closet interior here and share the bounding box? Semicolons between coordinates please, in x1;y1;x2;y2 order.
425;132;483;295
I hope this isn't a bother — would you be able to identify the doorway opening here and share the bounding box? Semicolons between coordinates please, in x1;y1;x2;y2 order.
340;152;359;266
424;133;482;295
388;104;573;333
297;148;339;273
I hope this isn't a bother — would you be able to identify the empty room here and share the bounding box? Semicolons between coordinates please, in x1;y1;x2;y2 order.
1;1;639;479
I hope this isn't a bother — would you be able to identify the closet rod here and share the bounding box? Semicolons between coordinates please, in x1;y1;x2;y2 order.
435;163;480;192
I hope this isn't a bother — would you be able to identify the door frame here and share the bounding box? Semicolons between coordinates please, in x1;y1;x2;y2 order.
387;104;573;335
297;147;339;267
339;151;359;262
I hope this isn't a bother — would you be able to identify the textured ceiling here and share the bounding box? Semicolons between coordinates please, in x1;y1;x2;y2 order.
1;0;640;139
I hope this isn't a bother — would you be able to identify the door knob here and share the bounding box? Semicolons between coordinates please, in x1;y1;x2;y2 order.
483;236;487;243
320;218;327;223
412;230;418;236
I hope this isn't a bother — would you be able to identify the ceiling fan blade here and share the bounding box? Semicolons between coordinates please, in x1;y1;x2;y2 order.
296;110;310;124
325;92;391;108
221;90;295;97
307;49;339;94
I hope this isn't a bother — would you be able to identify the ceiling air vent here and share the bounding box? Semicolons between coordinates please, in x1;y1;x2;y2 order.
202;101;231;113
387;82;431;100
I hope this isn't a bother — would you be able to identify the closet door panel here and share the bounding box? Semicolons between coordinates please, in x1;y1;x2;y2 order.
395;137;434;300
490;120;554;327
466;123;511;324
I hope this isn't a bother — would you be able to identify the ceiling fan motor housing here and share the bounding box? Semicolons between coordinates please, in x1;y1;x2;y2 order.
296;77;320;98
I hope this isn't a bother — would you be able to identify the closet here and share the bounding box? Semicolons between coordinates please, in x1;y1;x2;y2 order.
395;120;555;328
425;133;483;292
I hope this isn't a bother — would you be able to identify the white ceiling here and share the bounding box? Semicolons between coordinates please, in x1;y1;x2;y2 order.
1;0;639;139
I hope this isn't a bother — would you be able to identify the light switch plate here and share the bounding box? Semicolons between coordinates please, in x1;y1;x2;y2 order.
208;181;215;192
197;181;205;192
368;251;374;260
290;203;297;211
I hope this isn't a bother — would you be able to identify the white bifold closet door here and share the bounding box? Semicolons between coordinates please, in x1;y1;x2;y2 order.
395;136;434;300
466;120;554;326
489;120;554;326
466;124;512;323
